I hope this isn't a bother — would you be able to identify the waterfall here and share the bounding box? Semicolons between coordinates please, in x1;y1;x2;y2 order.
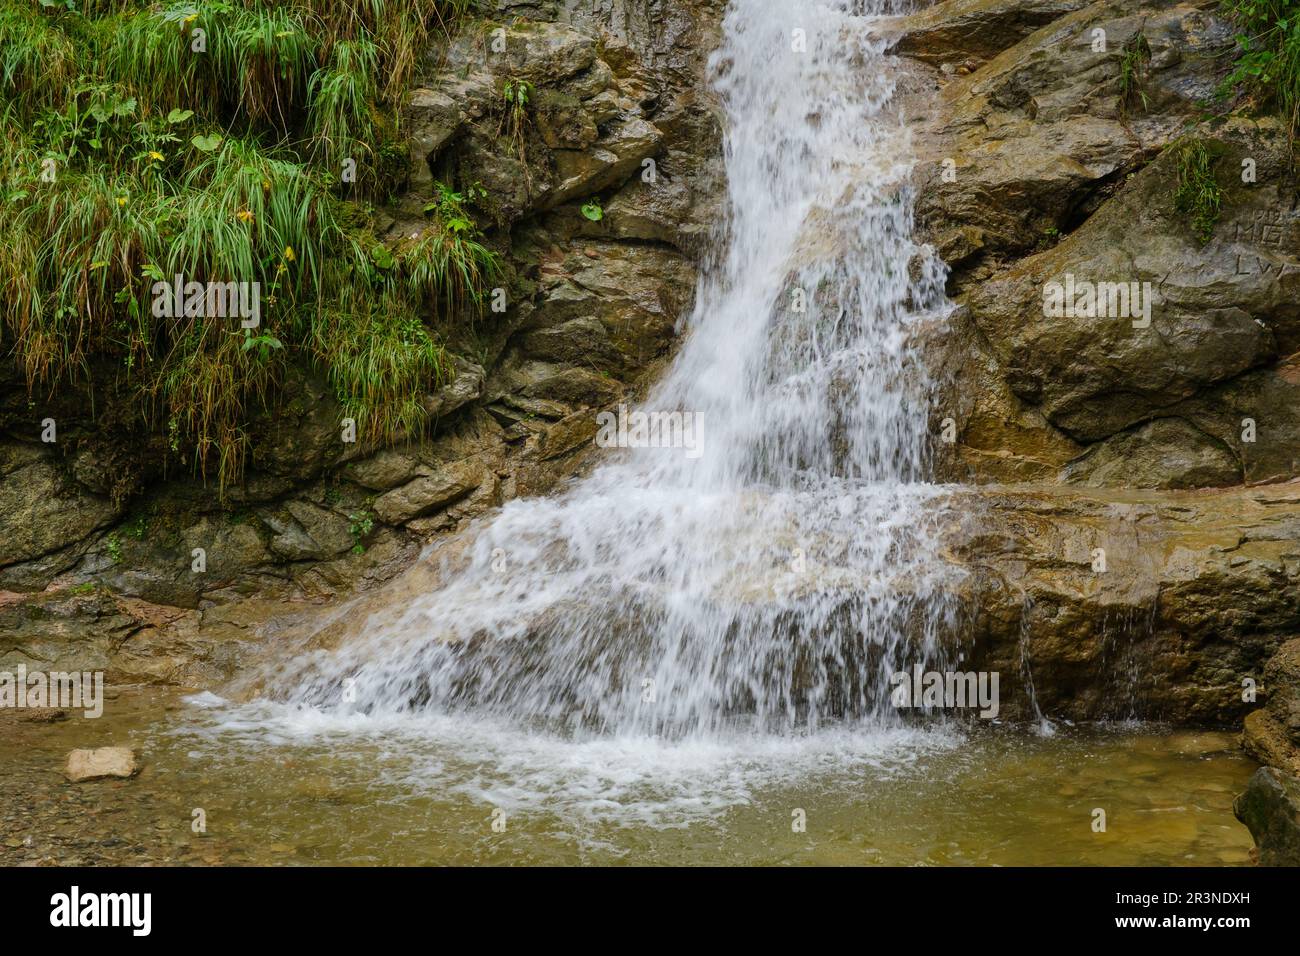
251;0;956;741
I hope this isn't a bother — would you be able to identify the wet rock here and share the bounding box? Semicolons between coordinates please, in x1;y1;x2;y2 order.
249;368;348;481
422;356;486;421
517;316;626;371
373;461;485;524
408;18;666;226
1060;418;1242;489
1;590;126;675
961;120;1299;460
345;450;428;492
538;409;602;462
887;0;1090;67
517;366;623;408
266;502;354;561
525;240;694;373
533;89;600;150
0;444;120;572
915;0;1236;271
1243;638;1300;775
1234;767;1300;865
446;20;600;84
549;116;662;206
405;87;465;191
65;747;140;783
952;484;1300;723
927;308;1083;483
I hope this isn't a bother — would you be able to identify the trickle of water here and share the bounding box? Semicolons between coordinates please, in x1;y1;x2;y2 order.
1015;594;1056;737
249;0;958;738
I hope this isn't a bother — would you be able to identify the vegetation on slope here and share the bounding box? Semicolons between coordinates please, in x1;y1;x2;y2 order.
0;0;493;492
1221;0;1300;135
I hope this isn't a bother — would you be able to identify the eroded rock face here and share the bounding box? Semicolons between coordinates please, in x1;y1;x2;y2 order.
0;0;723;611
1243;638;1300;776
950;484;1300;724
0;445;120;578
910;1;1300;494
912;0;1236;277
963;121;1298;448
885;0;1091;69
1234;767;1300;865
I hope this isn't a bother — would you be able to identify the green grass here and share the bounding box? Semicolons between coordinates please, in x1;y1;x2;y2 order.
307;37;383;190
0;0;492;494
1118;31;1152;115
1173;139;1223;243
1221;0;1300;135
311;287;444;446
0;3;76;112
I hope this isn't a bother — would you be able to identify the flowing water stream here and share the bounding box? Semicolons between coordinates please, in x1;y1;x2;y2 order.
253;0;955;733
35;0;1252;864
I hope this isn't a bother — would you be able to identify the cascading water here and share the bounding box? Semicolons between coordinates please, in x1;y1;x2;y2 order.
236;0;956;750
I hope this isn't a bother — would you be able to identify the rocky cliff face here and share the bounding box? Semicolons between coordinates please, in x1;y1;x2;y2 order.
0;0;724;659
896;0;1300;490
889;0;1300;861
4;1;1300;794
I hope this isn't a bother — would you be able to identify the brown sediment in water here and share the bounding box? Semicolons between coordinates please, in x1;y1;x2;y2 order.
0;687;1257;866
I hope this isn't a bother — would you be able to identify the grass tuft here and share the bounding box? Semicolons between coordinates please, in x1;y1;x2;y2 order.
1173;139;1223;244
1118;31;1152;115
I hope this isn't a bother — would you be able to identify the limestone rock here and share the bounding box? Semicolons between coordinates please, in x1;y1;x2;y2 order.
405;87;464;190
1234;767;1300;865
373;461;485;524
249;367;347;481
64;747;140;782
526;241;694;373
950;484;1300;724
517;317;626;372
0;444;120;570
962;121;1299;447
926;308;1082;483
1243;638;1300;775
915;0;1236;271
887;0;1090;68
345;450;428;492
1060;418;1242;489
267;502;354;561
548;117;662;207
422;356;486;421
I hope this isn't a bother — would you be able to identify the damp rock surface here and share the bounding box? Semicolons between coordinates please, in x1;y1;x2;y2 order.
1233;767;1300;865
